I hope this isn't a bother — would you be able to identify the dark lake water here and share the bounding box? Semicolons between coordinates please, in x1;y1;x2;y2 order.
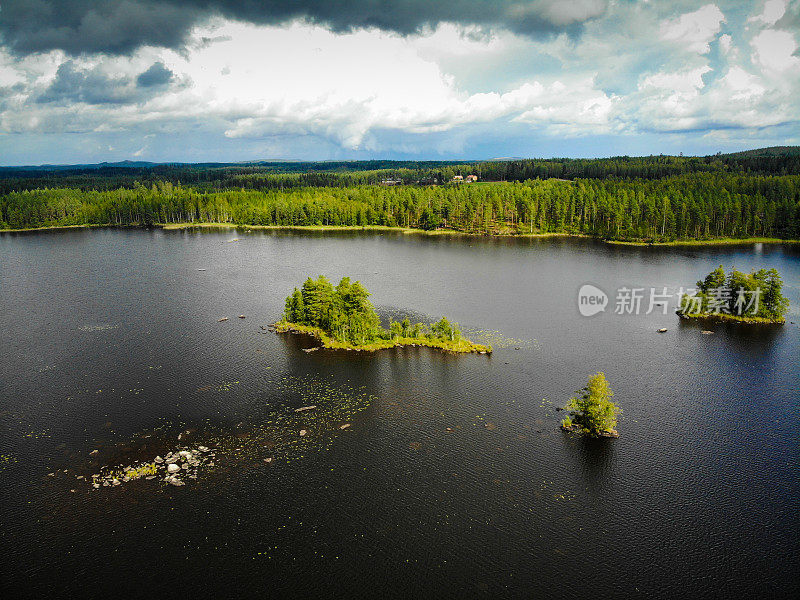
1;228;798;599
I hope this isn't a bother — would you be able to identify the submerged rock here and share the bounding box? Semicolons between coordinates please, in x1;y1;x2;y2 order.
167;463;181;474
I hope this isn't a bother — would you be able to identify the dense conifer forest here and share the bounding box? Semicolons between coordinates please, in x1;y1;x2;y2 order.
2;149;799;241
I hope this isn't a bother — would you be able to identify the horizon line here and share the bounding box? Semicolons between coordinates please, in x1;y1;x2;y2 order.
1;146;795;169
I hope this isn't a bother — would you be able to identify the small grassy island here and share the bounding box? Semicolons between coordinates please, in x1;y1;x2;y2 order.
561;372;621;438
275;276;491;354
677;265;789;324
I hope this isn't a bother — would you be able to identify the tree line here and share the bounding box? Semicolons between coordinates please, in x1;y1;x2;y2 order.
3;172;799;241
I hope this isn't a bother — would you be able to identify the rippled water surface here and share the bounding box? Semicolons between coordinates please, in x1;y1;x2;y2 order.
1;229;798;599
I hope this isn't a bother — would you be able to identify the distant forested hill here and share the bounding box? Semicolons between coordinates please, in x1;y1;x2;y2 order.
720;146;800;158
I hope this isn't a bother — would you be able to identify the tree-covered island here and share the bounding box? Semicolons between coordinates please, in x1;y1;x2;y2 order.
560;372;621;438
275;276;491;354
677;265;789;324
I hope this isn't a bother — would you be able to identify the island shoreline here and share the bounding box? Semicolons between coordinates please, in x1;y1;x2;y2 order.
273;321;492;354
677;312;786;325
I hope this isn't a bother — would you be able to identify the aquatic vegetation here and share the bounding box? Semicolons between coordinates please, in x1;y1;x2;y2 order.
83;373;376;492
463;328;535;350
0;453;19;472
191;375;376;470
197;381;240;392
23;429;51;439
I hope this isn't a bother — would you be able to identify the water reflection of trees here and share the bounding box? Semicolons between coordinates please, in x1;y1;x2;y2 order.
561;433;617;492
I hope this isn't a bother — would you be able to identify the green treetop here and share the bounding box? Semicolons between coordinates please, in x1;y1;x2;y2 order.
562;372;621;436
697;264;726;293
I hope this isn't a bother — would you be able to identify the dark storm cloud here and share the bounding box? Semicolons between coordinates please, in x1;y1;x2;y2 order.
136;62;174;87
37;61;176;104
37;62;135;104
0;1;608;56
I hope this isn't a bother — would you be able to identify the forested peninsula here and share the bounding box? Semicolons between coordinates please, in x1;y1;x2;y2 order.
2;150;800;243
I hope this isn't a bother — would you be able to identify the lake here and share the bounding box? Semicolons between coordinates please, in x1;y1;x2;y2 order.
1;228;798;599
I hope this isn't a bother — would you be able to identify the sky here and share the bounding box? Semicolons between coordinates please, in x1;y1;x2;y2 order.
0;0;799;165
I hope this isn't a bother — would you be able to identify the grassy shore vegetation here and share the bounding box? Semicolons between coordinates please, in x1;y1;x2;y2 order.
677;265;789;324
561;372;621;437
276;276;491;354
605;237;800;247
2;168;799;243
